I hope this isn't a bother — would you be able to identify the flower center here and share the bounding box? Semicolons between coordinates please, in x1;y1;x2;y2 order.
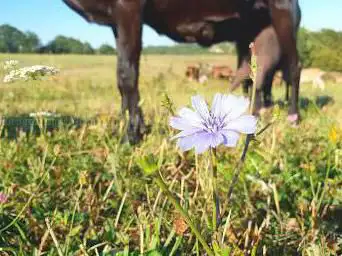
203;113;225;133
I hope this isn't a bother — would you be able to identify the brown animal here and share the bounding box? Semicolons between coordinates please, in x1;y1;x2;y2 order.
211;65;233;81
63;0;302;143
231;26;294;107
231;0;301;113
185;65;200;81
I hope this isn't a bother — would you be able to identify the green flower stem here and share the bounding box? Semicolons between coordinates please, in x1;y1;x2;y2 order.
249;53;257;115
210;148;220;231
225;45;256;204
226;134;252;205
154;171;215;256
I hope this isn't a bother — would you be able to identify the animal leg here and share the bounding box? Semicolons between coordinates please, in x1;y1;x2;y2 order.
282;63;291;102
269;0;302;123
252;53;276;114
230;42;252;93
242;79;253;98
285;82;290;102
114;1;145;144
263;70;276;108
253;88;263;115
252;67;267;115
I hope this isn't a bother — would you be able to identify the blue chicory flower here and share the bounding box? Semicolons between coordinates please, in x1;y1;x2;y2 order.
169;93;257;154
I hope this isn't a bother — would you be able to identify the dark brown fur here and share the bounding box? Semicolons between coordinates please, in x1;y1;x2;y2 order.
231;1;301;110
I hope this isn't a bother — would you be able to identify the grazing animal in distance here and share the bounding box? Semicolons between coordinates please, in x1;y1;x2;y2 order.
186;64;233;83
63;0;302;143
185;64;210;84
198;74;209;84
312;74;325;91
211;65;234;81
300;70;326;91
185;65;200;82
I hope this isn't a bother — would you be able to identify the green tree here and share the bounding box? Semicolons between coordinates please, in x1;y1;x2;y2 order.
45;35;93;54
23;31;41;53
297;28;314;67
295;28;342;71
83;42;95;54
308;29;342;71
98;44;116;55
0;24;27;53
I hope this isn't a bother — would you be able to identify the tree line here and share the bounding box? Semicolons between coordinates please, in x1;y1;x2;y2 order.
297;28;342;71
0;24;234;56
0;24;116;55
1;24;342;71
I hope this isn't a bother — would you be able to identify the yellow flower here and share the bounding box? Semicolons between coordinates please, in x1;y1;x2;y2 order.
329;126;338;144
79;171;88;186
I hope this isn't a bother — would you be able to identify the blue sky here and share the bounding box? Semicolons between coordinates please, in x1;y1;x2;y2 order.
1;0;341;48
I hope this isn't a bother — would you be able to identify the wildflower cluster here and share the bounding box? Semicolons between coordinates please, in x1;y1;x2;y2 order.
29;111;60;118
3;60;19;71
3;65;59;83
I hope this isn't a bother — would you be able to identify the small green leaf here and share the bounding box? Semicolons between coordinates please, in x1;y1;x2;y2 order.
137;153;159;176
147;249;163;256
69;225;82;237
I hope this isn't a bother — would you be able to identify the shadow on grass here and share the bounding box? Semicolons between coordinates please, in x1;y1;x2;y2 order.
315;95;335;108
275;95;335;110
0;113;153;143
299;95;334;110
1;114;86;140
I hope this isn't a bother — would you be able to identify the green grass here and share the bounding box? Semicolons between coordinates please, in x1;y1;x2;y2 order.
0;53;341;255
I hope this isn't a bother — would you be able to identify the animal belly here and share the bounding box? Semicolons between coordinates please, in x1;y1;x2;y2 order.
175;22;216;46
146;17;243;46
143;0;242;45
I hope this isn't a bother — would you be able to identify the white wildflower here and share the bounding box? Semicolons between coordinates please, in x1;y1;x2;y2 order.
29;111;60;117
3;60;19;71
3;65;59;83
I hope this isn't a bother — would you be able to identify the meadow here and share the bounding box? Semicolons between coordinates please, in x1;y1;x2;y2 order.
0;53;341;255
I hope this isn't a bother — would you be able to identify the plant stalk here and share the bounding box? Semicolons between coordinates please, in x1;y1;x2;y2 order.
226;43;256;206
210;148;220;231
226;133;252;206
154;171;214;256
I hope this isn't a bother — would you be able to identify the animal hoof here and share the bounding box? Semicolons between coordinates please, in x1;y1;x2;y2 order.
127;131;143;145
287;114;299;126
127;123;150;145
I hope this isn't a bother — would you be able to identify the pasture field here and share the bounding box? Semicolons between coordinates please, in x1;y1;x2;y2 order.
0;53;341;255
